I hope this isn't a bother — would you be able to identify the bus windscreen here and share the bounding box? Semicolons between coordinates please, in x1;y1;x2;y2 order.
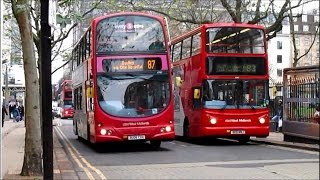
206;57;266;75
96;15;166;53
206;27;265;54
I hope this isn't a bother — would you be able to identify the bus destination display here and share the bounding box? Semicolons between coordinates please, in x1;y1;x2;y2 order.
216;64;256;73
206;56;266;75
102;58;162;72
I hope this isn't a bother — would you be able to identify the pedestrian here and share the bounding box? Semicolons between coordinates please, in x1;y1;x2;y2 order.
2;105;8;127
272;99;283;132
8;103;14;119
12;105;21;122
19;105;24;121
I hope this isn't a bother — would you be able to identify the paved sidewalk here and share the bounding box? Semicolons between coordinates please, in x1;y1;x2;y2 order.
1;120;81;180
250;132;319;152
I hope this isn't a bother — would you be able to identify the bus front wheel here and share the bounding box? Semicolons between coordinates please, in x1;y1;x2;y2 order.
150;140;161;149
183;120;190;139
237;136;250;144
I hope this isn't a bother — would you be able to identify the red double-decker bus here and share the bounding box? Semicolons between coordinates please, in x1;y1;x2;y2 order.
71;12;174;148
170;23;269;143
59;80;73;119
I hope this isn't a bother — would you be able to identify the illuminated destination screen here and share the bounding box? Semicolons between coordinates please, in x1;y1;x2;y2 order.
102;58;162;73
216;64;256;73
206;56;266;75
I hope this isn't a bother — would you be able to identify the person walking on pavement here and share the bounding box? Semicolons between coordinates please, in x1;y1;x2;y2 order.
2;104;8;127
272;99;283;132
19;105;25;121
12;105;21;122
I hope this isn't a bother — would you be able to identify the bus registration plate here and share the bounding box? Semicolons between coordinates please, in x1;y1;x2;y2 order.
231;130;245;134
128;135;146;140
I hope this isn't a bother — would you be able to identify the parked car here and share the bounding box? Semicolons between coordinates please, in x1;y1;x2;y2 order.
52;107;61;118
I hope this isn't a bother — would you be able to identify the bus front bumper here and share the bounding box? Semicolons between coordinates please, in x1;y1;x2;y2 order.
94;126;175;143
201;126;269;137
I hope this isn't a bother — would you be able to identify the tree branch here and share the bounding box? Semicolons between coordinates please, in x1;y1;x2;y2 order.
220;0;238;22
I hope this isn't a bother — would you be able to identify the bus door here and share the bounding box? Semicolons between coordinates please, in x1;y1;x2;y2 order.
173;66;185;136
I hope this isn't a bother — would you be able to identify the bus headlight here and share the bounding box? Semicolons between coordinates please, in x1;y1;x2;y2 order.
165;126;171;132
259;117;266;124
210;118;217;125
100;129;107;135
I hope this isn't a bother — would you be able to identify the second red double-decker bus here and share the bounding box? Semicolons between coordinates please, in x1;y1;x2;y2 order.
170;23;270;143
59;80;74;119
71;12;174;148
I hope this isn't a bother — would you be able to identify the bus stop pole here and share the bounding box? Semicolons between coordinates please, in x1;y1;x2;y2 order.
40;1;53;179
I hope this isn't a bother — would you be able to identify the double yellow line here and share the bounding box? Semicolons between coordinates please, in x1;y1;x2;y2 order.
54;127;107;180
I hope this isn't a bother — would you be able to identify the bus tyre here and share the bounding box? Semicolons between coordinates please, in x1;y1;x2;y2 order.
150;140;161;149
73;120;78;135
238;136;250;144
183;120;190;139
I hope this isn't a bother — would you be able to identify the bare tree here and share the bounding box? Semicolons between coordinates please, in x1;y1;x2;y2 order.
125;0;316;41
288;1;319;67
7;0;103;176
11;0;42;176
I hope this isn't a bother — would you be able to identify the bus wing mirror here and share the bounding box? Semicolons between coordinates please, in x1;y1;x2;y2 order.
193;88;200;99
175;77;183;87
87;87;93;98
192;87;201;109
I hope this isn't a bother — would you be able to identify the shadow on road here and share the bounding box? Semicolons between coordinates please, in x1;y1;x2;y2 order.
77;137;171;153
175;136;256;146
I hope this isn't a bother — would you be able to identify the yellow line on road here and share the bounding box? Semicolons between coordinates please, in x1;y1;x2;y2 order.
54;127;95;180
55;127;107;180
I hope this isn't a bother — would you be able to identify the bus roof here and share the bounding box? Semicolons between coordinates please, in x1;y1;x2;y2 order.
170;22;265;45
203;22;265;30
92;12;165;25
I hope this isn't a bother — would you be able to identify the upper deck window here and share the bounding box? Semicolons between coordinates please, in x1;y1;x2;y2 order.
206;27;265;54
96;15;166;53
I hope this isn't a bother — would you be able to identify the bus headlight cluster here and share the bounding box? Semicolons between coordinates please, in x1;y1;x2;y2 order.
259;117;266;124
160;126;172;133
210;117;217;125
100;129;113;135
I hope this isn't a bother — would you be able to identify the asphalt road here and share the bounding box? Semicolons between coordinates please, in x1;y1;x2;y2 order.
56;119;319;179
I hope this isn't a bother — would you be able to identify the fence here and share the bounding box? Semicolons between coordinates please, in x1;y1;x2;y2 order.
285;77;319;123
282;65;319;143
